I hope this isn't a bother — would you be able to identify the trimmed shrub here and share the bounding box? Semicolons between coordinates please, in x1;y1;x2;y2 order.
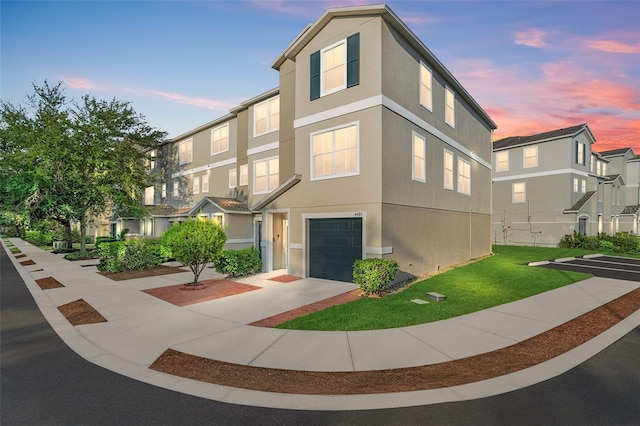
97;239;164;273
353;258;399;295
25;230;54;246
64;251;99;261
214;247;262;277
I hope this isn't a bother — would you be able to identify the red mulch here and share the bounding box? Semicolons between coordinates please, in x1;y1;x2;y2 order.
100;265;187;281
150;288;640;395
20;260;36;266
35;276;65;290
268;275;303;283
14;253;26;259
143;279;261;307
58;299;107;326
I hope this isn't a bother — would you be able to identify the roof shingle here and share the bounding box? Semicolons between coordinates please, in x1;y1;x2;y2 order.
493;124;587;150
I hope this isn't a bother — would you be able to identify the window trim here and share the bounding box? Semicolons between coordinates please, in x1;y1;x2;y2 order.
457;157;471;195
253;155;279;195
229;168;237;189
412;132;426;183
512;182;526;203
495;151;509;172
253;95;280;137
444;149;454;190
573;177;579;193
445;86;455;128
523;145;538;168
201;174;209;193
210;123;230;156
419;61;433;112
192;176;200;194
310;121;360;182
581;179;586;194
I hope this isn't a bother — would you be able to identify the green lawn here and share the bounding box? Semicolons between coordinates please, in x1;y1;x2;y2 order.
277;245;597;331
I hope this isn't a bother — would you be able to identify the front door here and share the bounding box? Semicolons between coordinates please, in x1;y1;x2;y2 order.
578;217;587;235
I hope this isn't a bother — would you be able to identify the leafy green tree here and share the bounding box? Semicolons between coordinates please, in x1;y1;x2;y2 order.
161;220;227;286
0;81;166;251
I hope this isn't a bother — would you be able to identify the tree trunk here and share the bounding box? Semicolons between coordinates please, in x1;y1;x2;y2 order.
64;221;72;249
79;220;87;252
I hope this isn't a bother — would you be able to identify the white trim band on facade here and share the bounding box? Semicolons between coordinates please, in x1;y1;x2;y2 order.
365;246;393;255
172;157;237;178
492;168;590;182
293;95;491;170
247;142;280;156
226;239;255;244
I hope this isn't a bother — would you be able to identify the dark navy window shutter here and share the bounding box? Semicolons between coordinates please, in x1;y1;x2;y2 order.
575;141;579;164
346;33;360;88
310;50;321;100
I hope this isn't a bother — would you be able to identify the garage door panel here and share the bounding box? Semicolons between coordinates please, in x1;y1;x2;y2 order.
309;218;362;282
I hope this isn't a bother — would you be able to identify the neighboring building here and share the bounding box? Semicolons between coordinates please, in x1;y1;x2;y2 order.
108;4;497;281
492;123;640;247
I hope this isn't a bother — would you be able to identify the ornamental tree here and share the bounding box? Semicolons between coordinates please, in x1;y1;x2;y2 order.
161;220;227;286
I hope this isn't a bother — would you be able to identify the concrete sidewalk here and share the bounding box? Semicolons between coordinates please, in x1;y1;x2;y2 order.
3;237;640;411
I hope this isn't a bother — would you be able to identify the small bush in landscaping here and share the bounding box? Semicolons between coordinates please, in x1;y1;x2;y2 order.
97;240;164;273
559;231;639;254
214;247;262;277
353;258;399;295
25;230;54;246
64;251;99;261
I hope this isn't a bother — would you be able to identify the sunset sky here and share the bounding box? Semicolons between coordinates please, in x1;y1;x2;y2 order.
2;1;639;152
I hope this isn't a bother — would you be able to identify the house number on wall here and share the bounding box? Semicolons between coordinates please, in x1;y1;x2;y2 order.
354;212;364;217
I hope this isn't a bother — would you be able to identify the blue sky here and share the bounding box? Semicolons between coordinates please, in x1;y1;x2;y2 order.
2;0;639;151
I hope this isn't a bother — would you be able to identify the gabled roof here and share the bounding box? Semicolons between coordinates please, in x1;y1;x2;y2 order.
597;147;632;157
564;191;596;214
621;205;640;215
493;124;593;150
252;174;302;212
144;205;176;217
603;174;625;185
189;197;251;215
272;4;496;130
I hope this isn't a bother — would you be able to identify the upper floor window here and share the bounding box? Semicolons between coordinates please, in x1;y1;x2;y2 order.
495;151;509;172
148;149;156;171
192;176;200;194
445;86;455;128
444;149;454;190
201;174;209;193
161;183;167;199
412;132;426;183
573;177;579;192
590;155;595;173
229;168;237;189
576;142;585;166
239;164;248;186
419;62;432;111
144;186;154;205
173;180;179;197
523;145;538;168
211;123;229;155
310;33;359;100
254;96;279;136
512;182;526;203
254;156;279;194
311;123;359;180
596;161;602;175
457;158;471;195
178;139;192;164
581;179;586;194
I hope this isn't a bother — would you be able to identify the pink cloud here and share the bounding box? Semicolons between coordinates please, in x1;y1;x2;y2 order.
61;77;105;91
513;28;549;48
143;90;233;111
585;39;640;54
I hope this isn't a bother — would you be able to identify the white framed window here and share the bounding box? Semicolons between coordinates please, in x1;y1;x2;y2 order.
523;145;538;168
412;132;426;183
590;155;595;173
419;62;432;111
603;162;607;175
192;176;200;194
178;139;192;164
201;174;209;193
239;164;248;186
211;123;229;155
173;181;179;197
444;149;454;190
161;183;167;199
576;142;585;166
445;86;455;128
212;214;224;227
254;96;279;136
149;149;156;171
457;158;471;195
581;179;586;194
495;151;509;172
512;182;526;203
596;161;602;175
254;156;279;194
311;122;359;180
229;168;237;189
573;177;579;192
144;186;154;205
321;39;346;96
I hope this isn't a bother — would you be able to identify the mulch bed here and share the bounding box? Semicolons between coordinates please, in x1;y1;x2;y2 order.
14;253;26;259
150;288;640;395
268;275;303;283
58;299;107;326
100;265;187;281
20;260;36;266
143;279;261;307
35;276;65;290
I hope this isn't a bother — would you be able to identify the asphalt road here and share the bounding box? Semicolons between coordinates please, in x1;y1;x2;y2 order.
540;255;640;282
2;245;639;425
